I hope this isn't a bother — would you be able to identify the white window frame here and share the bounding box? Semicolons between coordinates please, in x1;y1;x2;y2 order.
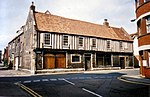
107;40;111;49
91;38;97;48
71;54;81;63
120;41;123;49
78;37;84;47
146;16;150;33
144;0;150;2
124;42;128;49
136;0;140;7
44;33;52;46
63;35;69;46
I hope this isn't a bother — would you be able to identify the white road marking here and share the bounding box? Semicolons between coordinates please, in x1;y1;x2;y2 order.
99;76;105;78
82;88;103;97
71;77;78;79
63;79;75;86
58;78;64;80
42;79;49;82
50;79;57;81
107;76;112;78
79;77;85;79
66;78;70;80
94;77;99;79
23;80;31;83
33;80;40;82
85;77;92;79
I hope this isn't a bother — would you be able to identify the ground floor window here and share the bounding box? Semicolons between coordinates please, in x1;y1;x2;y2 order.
71;54;81;63
96;54;111;67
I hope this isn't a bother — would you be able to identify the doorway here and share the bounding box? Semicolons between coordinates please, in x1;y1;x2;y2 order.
85;57;91;71
120;57;125;69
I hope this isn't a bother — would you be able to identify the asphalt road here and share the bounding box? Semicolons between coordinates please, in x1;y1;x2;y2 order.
0;69;149;97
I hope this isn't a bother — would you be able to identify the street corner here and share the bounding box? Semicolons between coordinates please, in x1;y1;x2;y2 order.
118;75;150;86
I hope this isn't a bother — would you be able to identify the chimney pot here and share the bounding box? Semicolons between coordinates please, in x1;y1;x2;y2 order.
103;19;109;27
30;1;35;11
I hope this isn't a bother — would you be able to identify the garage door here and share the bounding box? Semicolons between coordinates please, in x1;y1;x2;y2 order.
56;54;66;68
44;54;55;69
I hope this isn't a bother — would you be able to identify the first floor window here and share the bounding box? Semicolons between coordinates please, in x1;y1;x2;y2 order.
146;16;150;33
79;37;84;47
107;40;111;49
92;38;96;47
71;54;81;63
144;0;150;2
120;41;123;49
44;33;51;45
63;35;68;46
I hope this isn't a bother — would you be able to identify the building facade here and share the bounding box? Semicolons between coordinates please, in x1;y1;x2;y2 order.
0;50;2;63
3;47;8;67
130;33;140;68
8;3;134;74
135;0;150;78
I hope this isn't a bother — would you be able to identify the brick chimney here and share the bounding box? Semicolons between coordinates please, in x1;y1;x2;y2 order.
30;2;35;11
103;19;109;27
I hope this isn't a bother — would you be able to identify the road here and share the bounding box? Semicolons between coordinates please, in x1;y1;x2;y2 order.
0;69;149;97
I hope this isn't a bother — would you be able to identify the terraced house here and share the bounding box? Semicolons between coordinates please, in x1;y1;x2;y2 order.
8;2;133;74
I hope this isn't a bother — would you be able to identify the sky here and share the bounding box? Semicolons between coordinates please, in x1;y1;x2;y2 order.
0;0;136;53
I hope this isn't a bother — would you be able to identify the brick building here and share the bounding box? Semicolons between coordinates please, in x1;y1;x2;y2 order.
3;47;8;66
8;2;133;74
134;0;150;78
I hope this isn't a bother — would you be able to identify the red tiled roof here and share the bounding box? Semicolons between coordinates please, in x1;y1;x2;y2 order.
34;12;133;41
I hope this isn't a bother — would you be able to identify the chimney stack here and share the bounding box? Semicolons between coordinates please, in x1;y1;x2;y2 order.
103;19;109;27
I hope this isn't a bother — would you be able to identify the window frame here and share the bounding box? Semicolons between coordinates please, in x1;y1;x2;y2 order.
63;35;69;46
44;33;52;45
78;37;84;47
107;40;111;49
120;41;123;50
146;16;150;33
91;38;97;48
71;54;81;63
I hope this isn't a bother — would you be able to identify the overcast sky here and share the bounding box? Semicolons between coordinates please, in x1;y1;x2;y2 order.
0;0;136;53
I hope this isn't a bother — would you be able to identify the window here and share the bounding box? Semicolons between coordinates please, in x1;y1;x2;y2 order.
124;42;128;49
92;38;96;47
79;37;84;47
146;16;150;33
63;35;68;46
120;41;123;49
144;0;150;2
71;54;81;63
44;33;51;45
107;40;111;49
136;0;140;7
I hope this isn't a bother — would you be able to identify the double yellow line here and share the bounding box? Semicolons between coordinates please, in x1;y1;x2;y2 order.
15;82;42;97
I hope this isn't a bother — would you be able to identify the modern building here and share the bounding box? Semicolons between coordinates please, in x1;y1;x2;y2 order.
8;2;133;74
134;0;150;78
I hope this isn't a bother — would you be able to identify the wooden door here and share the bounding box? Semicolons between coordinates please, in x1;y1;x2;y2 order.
56;54;66;68
44;54;55;69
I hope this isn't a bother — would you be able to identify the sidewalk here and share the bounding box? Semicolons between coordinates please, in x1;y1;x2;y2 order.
120;75;150;85
0;63;31;77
